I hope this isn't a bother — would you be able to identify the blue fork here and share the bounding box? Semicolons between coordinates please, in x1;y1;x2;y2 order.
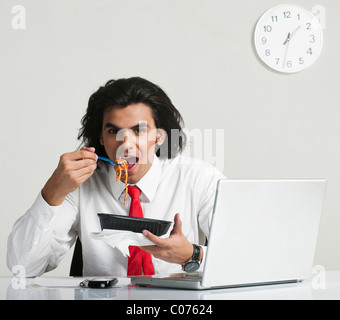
97;156;123;166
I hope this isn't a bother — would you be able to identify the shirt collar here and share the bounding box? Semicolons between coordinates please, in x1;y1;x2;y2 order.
110;155;162;203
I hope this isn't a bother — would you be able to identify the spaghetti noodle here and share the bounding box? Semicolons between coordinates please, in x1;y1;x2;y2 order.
115;158;128;204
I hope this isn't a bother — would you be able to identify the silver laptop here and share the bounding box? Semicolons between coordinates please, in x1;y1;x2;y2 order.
131;179;326;290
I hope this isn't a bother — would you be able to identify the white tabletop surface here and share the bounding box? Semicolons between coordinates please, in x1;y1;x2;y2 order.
1;271;339;300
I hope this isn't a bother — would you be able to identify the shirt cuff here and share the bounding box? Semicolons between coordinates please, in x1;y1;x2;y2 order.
199;245;207;272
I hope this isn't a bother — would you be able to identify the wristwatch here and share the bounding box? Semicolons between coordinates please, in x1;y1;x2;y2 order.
182;244;201;272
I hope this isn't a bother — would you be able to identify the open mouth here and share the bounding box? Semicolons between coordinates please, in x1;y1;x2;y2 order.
122;156;139;172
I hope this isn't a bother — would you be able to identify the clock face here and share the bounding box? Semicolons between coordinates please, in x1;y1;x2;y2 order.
254;4;323;73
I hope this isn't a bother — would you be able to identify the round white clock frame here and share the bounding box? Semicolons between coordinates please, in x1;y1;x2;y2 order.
254;4;323;73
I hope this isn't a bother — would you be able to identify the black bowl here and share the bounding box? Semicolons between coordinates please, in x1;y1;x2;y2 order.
97;213;172;236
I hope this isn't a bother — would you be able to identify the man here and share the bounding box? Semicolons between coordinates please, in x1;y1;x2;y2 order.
7;77;225;277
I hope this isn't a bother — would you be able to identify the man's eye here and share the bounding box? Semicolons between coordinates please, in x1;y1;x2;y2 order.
108;129;119;134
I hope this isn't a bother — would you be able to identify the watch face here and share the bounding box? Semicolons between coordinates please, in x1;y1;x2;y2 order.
254;4;323;73
184;261;200;273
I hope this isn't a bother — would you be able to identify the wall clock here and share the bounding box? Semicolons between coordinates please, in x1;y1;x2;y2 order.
254;4;323;73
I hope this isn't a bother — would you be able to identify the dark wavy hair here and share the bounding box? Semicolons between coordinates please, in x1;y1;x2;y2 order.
77;77;186;159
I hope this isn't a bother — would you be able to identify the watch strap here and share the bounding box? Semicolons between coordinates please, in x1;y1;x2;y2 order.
192;244;201;262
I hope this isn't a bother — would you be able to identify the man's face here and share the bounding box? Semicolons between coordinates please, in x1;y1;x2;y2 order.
100;103;165;184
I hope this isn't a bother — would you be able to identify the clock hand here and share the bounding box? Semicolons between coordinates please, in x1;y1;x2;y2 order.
282;33;291;68
289;25;301;40
282;25;302;69
283;25;302;45
283;32;291;45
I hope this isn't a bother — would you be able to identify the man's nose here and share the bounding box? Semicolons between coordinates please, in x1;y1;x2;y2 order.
115;129;137;157
121;129;136;149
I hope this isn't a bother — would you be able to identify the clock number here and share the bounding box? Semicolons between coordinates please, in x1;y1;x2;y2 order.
283;11;291;18
297;14;301;20
310;35;316;43
263;25;272;32
299;57;304;65
306;22;311;30
271;15;278;22
261;37;267;44
307;48;313;55
287;61;292;68
265;49;270;56
275;58;280;65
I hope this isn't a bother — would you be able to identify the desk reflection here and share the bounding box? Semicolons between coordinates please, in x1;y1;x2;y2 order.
5;279;314;300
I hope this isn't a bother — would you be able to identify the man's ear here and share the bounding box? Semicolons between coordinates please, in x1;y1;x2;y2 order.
156;128;166;146
100;134;104;146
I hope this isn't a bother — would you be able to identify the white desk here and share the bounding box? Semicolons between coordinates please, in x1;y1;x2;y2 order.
1;271;340;300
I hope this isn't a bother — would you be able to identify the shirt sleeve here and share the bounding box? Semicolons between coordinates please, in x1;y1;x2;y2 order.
6;189;79;277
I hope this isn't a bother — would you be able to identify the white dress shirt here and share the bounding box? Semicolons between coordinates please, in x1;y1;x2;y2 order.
7;155;225;277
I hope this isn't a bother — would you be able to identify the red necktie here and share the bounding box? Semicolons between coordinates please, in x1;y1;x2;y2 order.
127;186;155;276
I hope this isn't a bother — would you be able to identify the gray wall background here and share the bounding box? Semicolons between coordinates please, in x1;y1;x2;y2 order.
0;0;339;277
